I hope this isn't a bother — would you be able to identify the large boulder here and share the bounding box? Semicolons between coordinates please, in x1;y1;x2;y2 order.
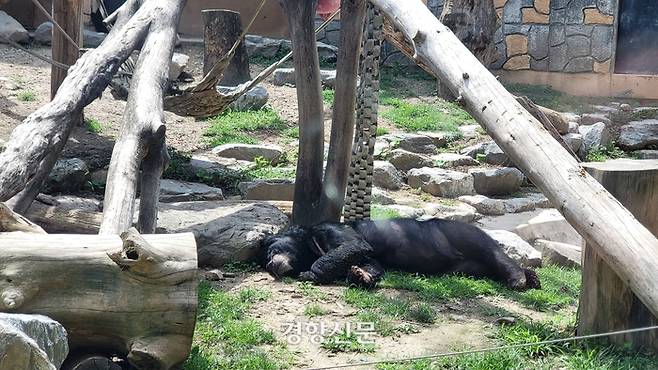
245;35;285;58
238;179;295;201
0;313;68;370
212;143;283;164
579;113;611;126
159;179;224;202
423;202;478;223
515;209;582;245
0;11;28;44
33;22;107;47
45;158;89;193
272;68;336;88
371;187;396;205
469;167;524;196
386;133;437;154
578;121;612;158
190;153;255;173
169;52;190;80
632;149;658;159
83;29;106;47
407;167;475;198
562;133;583;153
461;141;511;166
617;120;658;150
373;160;404;190
35;194;101;212
502;197;536;213
458;195;506;216
433;153;479;168
485;229;542;267
218;85;269;111
388;149;433;172
534;239;581;268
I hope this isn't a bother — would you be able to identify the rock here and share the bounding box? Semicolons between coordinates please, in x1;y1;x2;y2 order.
203;269;224;281
458;195;506;215
423;202;478;223
620;103;633;112
568;121;579;133
562;132;583;152
389;133;437;154
0;11;29;44
159;179;224;202
461;141;511;166
386;205;425;218
219;85;269;111
158;201;289;266
33;22;53;44
485;229;542;267
458;125;482;140
212;143;283;164
421;132;450;148
373;160;404;190
190;153;255;173
502;197;536;213
534;239;581;268
371;187;396;205
407;167;475;198
580;113;612;126
0;138;5;152
35;194;102;212
632;150;658;159
45;158;89;193
433;153;479;168
469;167;524;196
515;209;582;245
272;68;337;87
245;35;284;58
238;179;295;201
578;122;612;158
496;317;517;326
525;192;552;208
388;149;433;172
374;138;393;158
89;168;108;186
617;120;658;150
0;313;69;370
83;29;106;48
169;52;189;80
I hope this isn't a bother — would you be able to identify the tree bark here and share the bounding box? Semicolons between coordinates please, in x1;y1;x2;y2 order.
320;0;367;222
283;0;325;227
0;229;198;370
0;202;45;233
578;159;658;351
202;9;251;86
51;0;83;99
371;0;658;319
101;0;185;235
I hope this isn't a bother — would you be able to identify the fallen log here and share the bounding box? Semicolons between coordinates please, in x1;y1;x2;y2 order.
0;229;198;370
371;0;658;319
0;203;45;233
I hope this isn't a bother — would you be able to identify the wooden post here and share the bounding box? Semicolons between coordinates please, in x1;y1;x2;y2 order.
283;0;325;226
202;9;251;86
320;0;367;222
578;159;658;350
370;0;658;318
51;0;83;98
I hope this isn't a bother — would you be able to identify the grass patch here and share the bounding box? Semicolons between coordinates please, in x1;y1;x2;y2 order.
507;265;581;311
371;205;401;220
204;108;286;146
405;303;437;324
322;89;335;104
630;108;658;121
297;281;328;301
356;310;396;336
184;282;290;370
381;99;470;133
376;126;390;136
222;261;261;274
84;118;103;134
585;143;627;162
380;272;499;301
304;303;328;317
17;90;36;102
321;330;376;353
283;126;299;139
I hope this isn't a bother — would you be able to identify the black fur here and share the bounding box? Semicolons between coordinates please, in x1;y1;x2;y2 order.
263;218;540;290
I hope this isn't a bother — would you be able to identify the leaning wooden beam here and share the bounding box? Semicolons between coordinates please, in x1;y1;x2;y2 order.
283;0;326;226
370;0;658;318
0;0;148;213
0;230;198;369
0;203;45;233
101;0;185;234
320;0;368;222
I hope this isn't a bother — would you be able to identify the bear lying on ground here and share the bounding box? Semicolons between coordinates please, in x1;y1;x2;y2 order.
262;218;540;290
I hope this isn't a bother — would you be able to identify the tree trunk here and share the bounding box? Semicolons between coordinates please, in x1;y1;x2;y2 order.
578;159;658;351
0;229;198;370
320;0;367;222
0;202;45;233
370;0;658;319
202;9;251;86
101;0;185;235
51;0;82;99
283;0;325;227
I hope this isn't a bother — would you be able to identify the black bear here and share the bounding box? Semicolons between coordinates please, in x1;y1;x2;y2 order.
263;218;540;290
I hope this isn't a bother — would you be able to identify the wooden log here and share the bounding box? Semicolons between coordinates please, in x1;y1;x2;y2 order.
0;202;45;233
0;229;198;369
202;9;251;86
51;0;83;99
101;0;185;235
320;0;367;222
578;159;658;351
370;0;658;318
283;0;325;226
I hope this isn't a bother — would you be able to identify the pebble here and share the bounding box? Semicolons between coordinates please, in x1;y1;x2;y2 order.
495;317;517;326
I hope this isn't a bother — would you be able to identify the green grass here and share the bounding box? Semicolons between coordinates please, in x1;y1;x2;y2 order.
283;126;299;139
17;90;36;102
321;330;376;353
297;281;327;301
356;310;397;336
630;108;658;121
222;261;261;274
371;205;402;220
184;282;290;370
585;143;627;162
506;265;581;311
84;118;103;134
381;98;471;133
304;303;328;317
405;302;437;324
376;126;390;136
204;108;286;146
323;89;335;104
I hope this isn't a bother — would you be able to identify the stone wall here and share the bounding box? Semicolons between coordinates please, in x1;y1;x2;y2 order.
492;0;615;74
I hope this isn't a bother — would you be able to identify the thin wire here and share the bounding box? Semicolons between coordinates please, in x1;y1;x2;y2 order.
304;325;658;370
0;35;70;70
30;0;81;51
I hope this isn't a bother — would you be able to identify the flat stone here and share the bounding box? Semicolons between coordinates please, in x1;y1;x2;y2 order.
457;125;482;140
407;167;475;198
505;34;528;57
159;179;224;202
528;25;549;59
562;132;583;152
564;56;594;73
422;202;478;223
45;158;89;193
272;68;336;87
503;0;523;23
238;179;294;201
515;208;582;245
525;192;552;208
433;153;480;168
458;195;506;215
580;113;611;126
565;25;594;37
390;133;438;154
245;35;284;58
534;239;581;268
548;43;568;71
461;141;511;166
534;0;550;14
35;194;102;212
485;229;543;267
469;167;524;196
578;122;613;158
219;85;269;111
584;7;613;24
632;150;658;159
372;187;396;205
0;11;29;44
591;25;613;62
169;52;190;81
503;197;536;213
212;143;283;164
373;160;404;190
566;35;591;58
503;55;530;70
617;120;658;150
190;153;255;173
0;313;69;370
388;149;433;172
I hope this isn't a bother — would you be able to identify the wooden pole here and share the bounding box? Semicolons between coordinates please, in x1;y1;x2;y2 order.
370;0;658;318
283;0;325;226
320;0;367;222
578;159;658;351
202;9;251;86
51;0;83;99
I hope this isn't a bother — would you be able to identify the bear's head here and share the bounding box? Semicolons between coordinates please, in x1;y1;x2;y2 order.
262;226;317;279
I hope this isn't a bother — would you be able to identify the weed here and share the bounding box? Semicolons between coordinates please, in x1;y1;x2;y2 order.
381;99;469;133
405;303;436;324
85;118;103;134
356;310;396;336
376;126;390;136
304;304;328;317
321;330;376;353
585;143;627;162
17;90;36;102
204;108;286;146
371;205;401;220
223;261;261;273
323;89;335;104
297;281;327;301
506;265;581;311
284;126;299;139
380;272;499;301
